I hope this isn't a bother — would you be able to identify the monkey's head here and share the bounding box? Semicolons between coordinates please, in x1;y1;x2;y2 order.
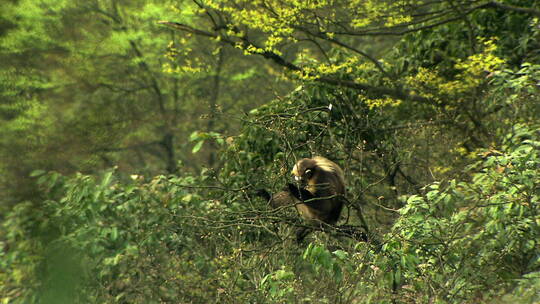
291;157;345;193
291;158;318;186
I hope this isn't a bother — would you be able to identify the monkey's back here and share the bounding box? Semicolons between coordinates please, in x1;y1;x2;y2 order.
303;158;346;224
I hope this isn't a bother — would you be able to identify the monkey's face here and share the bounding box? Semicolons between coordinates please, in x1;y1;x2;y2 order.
291;158;317;186
293;168;314;185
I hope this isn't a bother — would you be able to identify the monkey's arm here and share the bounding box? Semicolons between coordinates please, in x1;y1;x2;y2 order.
287;183;316;201
255;189;272;202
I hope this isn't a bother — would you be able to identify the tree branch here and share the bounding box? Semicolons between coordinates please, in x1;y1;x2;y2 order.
487;1;540;17
296;26;391;77
158;21;435;105
332;2;495;37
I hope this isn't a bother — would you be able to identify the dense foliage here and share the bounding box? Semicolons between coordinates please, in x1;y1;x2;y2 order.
1;0;539;303
0;0;289;205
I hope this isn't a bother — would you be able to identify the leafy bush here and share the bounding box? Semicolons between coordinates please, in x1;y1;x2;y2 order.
1;170;229;303
383;124;540;303
1;123;539;303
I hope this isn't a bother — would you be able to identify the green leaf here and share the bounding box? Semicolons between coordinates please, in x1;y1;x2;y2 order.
274;268;294;281
30;169;46;177
332;250;348;260
100;170;114;189
333;263;343;283
189;131;200;141
192;140;204;153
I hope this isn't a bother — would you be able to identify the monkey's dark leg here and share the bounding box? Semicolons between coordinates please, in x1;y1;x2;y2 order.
327;200;344;223
295;227;311;243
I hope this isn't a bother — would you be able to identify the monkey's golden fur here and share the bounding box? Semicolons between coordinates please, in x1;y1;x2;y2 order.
270;156;346;225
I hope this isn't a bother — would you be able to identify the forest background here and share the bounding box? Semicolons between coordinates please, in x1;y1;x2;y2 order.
0;0;539;303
